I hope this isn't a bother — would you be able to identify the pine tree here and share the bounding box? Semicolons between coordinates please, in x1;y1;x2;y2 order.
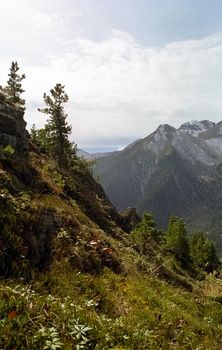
30;124;51;153
38;83;73;169
132;212;163;254
165;215;189;263
5;61;26;106
30;124;38;144
189;232;219;271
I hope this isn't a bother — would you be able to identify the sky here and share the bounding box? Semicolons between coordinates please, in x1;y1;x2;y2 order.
1;0;222;152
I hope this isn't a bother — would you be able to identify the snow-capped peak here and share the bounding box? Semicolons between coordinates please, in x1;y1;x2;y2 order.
178;120;215;136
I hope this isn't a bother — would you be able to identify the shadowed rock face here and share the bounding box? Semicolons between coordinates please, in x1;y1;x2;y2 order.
120;207;140;232
0;97;28;153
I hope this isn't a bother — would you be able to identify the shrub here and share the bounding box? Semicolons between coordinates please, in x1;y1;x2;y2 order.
0;145;15;156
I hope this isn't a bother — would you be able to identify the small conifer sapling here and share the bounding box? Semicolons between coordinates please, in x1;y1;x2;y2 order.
5;61;26;107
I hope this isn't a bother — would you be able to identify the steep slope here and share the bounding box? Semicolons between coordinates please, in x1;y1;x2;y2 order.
1;96;222;349
0;94;132;277
199;121;222;139
197;121;222;156
94;124;222;248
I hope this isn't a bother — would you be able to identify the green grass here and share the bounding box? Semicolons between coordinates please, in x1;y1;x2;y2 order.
0;255;222;349
1;151;222;349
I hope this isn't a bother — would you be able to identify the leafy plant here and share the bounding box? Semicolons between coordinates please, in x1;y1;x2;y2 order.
34;326;63;350
68;318;92;349
0;145;15;156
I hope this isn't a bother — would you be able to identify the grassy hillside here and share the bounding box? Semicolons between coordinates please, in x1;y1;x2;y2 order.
0;147;222;349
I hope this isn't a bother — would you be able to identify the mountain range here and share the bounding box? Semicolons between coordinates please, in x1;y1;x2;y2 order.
88;120;222;252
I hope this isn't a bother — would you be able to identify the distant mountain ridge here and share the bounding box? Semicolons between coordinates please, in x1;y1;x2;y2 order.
91;119;222;252
79;120;219;159
178;120;216;136
77;149;118;160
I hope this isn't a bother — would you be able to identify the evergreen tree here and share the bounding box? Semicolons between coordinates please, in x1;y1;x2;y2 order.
30;124;51;153
5;61;26;106
132;212;163;254
165;215;189;263
189;232;219;271
30;124;38;144
38;84;73;169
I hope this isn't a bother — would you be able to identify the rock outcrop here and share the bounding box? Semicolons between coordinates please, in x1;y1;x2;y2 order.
0;91;28;153
120;207;140;232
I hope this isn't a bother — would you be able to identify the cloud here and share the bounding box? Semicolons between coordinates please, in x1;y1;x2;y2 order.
1;1;222;151
32;30;222;148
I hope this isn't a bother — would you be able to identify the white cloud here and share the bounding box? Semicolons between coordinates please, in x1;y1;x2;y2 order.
1;1;222;150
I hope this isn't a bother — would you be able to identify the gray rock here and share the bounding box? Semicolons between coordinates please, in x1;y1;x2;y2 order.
0;98;28;153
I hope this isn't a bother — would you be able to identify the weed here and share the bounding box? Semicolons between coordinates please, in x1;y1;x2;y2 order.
68;318;92;349
34;326;63;350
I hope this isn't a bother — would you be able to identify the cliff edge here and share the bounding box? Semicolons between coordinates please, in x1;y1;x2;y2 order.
0;91;28;153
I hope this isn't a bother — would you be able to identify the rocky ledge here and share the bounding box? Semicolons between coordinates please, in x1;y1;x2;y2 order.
0;92;28;153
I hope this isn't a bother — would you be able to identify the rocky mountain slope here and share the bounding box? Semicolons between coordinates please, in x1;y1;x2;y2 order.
93;120;222;252
178;120;216;136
